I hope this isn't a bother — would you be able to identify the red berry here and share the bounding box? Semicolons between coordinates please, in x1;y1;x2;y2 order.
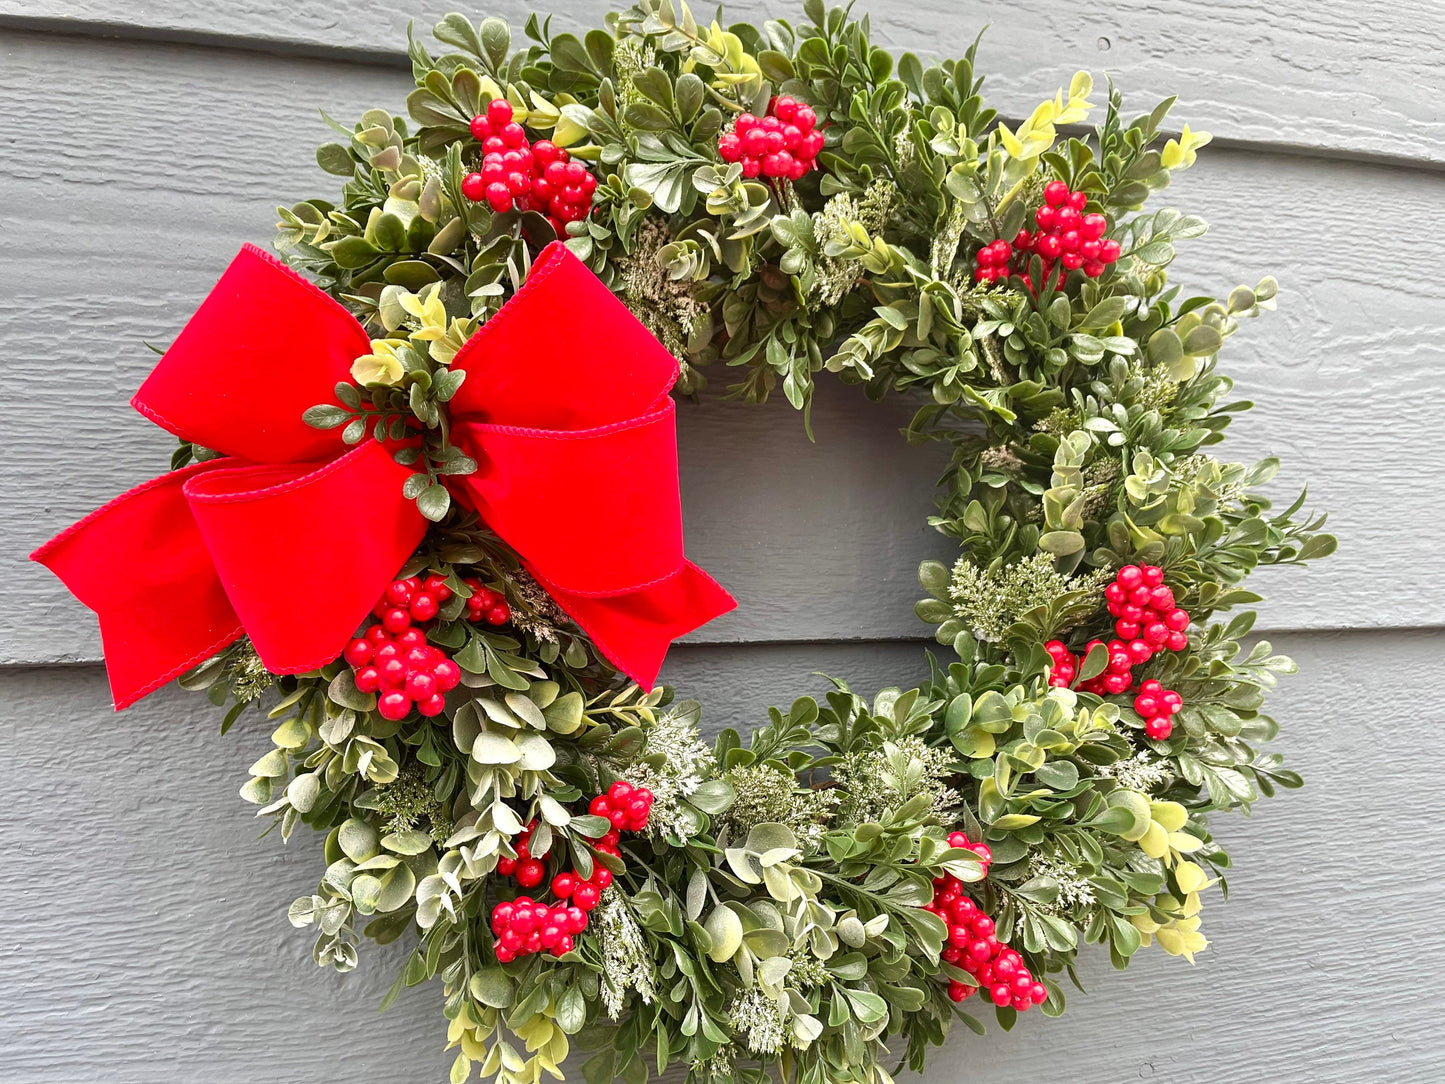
1144;622;1170;646
589;796;610;817
432;659;461;692
343;638;373;667
382;607;411;634
409;592;439;622
1134;695;1159;717
1100;239;1122;262
1044;180;1070;207
573;883;601;910
510;903;537;932
609;781;635;801
417;694;446;717
354;665;380;694
991;982;1013;1004
378;691;411;721
485;602;511;626
515;858;545;888
551;872;577;898
469;115;492;141
718;132;742;162
461;172;487;201
1145;717;1173;740
487;98;514;127
405;671;437;701
1166;631;1189;651
486;183;512;213
1116;565;1143;590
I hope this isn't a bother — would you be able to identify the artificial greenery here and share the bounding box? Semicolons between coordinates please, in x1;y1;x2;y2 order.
178;3;1335;1083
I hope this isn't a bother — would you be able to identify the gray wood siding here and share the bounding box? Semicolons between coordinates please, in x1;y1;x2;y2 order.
1;4;1439;1082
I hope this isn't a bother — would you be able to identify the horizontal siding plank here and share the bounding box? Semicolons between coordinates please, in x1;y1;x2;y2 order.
0;0;1441;164
3;30;1442;665
1;629;1437;1081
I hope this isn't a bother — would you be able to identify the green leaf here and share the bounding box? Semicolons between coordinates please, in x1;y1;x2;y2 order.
470;966;515;1008
1034;760;1079;790
316;143;355;176
417;483;451;521
688;778;736;814
328;235;380;269
303;404;351;429
1038;530;1084;556
1077;642;1108;682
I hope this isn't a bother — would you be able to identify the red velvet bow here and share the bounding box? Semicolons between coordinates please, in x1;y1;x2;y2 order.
33;241;734;709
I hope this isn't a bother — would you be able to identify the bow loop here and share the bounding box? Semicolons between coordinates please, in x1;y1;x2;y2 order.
134;244;369;464
448;242;679;428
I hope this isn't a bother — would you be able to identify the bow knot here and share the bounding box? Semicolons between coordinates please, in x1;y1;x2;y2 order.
34;242;734;708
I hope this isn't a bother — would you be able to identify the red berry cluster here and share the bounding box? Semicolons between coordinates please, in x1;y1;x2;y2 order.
588;779;654;832
973;180;1122;290
925;877;1046;1010
1134;679;1184;740
489;895;588;962
461;98;597;235
717;96;823;181
460;576;511;626
494;821;621;911
344;575;462;720
488;783;650;963
1045;564;1192;701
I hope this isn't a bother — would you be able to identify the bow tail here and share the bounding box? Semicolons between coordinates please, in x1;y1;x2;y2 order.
182;442;428;675
538;562;736;690
30;462;245;709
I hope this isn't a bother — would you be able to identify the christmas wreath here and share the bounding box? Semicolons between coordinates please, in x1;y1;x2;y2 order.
33;2;1336;1083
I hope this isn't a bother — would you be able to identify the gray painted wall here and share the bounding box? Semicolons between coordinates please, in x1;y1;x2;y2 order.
1;3;1440;1081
